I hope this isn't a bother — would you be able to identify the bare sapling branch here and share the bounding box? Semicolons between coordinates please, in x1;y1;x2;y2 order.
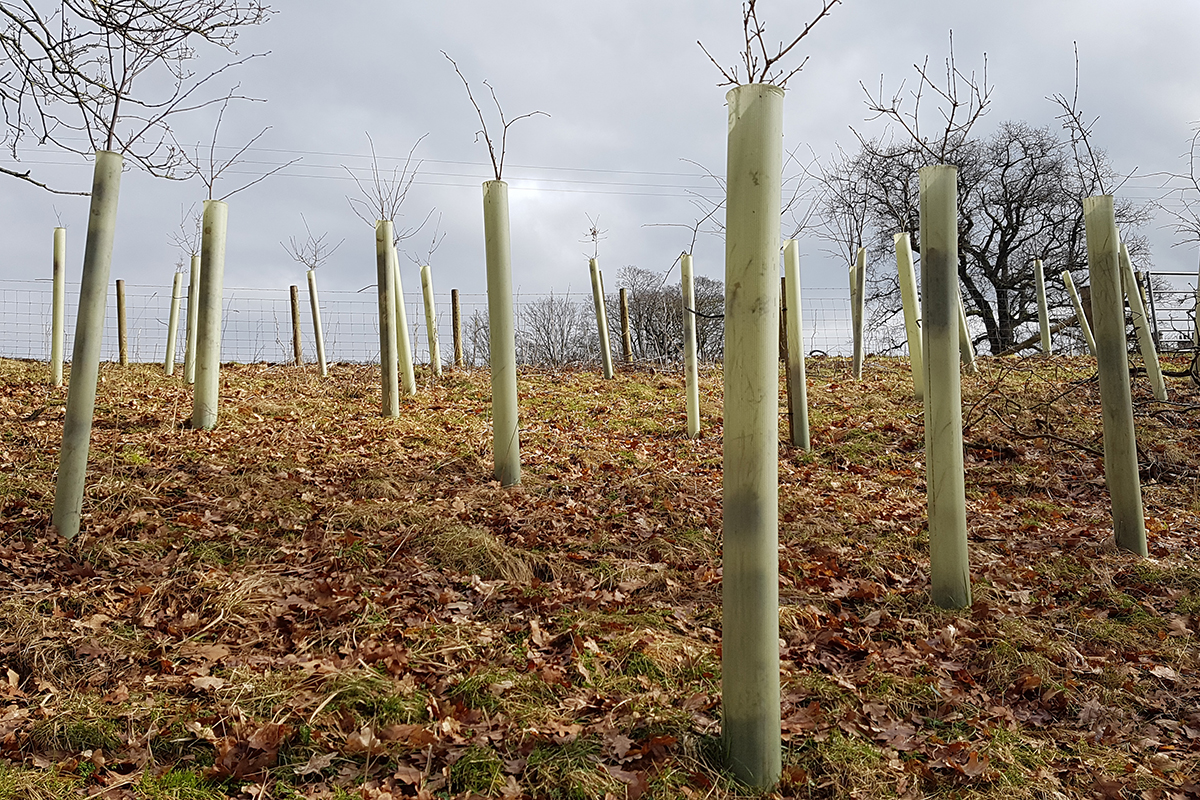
581;214;608;259
443;51;548;181
1157;125;1200;246
345;132;430;234
178;95;298;200
282;214;344;271
697;0;841;87
169;203;202;257
405;213;446;266
861;31;991;163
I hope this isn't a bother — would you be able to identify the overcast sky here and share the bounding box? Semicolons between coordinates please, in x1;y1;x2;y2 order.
3;0;1200;302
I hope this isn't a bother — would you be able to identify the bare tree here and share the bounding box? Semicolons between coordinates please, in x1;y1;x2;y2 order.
345;132;431;234
518;292;591;367
0;0;271;191
698;0;842;87
443;51;547;181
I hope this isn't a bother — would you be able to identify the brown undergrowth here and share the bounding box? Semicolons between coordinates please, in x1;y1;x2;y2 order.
0;355;1196;799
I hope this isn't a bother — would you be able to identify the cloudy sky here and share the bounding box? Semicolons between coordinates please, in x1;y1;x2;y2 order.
3;0;1200;304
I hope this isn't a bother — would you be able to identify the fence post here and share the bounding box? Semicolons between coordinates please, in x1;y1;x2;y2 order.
451;288;464;368
619;288;633;364
116;279;128;366
290;284;303;366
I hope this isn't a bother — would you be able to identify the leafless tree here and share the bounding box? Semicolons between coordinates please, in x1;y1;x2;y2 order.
443;51;547;181
282;214;343;271
464;308;489;367
169;202;201;258
0;0;271;193
698;0;841;88
517;292;591;367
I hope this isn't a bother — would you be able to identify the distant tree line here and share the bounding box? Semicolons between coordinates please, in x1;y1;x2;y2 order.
461;265;725;368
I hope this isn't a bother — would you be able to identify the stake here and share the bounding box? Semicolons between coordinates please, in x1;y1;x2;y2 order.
619;288;633;364
420;264;442;377
375;220;399;417
290;284;303;366
919;165;971;610
1035;259;1052;355
681;252;700;439
116;279;128;366
52;150;123;540
589;257;614;379
192;200;228;431
1062;271;1097;355
894;232;923;401
1120;243;1166;401
721;83;783;789
165;271;183;375
183;254;201;385
392;248;417;395
51;227;66;387
783;240;810;450
451;288;464;368
1084;195;1147;556
851;246;866;379
483;180;521;486
307;268;328;377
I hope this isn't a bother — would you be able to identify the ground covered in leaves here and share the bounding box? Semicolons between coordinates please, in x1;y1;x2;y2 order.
0;355;1197;800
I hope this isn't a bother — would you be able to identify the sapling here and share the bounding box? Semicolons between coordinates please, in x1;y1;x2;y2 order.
1119;242;1167;401
920;165;971;610
51;227;66;387
164;268;184;375
1062;270;1097;354
783;239;810;450
1035;259;1052;355
1084;195;1147;555
408;220;448;378
700;0;842;784
894;232;923;400
851;246;866;378
345;134;429;403
282;215;342;377
446;52;548;487
583;215;615;378
23;1;271;539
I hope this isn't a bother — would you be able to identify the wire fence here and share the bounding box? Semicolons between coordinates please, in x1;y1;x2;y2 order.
0;279;868;367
